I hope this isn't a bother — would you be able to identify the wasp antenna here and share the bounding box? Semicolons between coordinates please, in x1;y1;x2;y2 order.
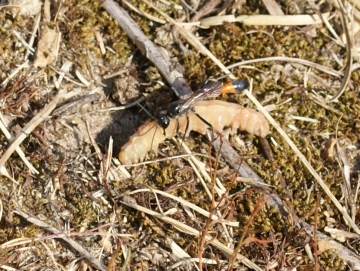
177;117;187;153
151;125;159;157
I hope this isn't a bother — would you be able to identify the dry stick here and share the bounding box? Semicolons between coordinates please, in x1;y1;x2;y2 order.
13;208;107;271
101;0;192;99
144;0;360;234
211;137;360;268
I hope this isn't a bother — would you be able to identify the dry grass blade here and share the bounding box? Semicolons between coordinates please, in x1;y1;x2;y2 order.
175;138;237;244
13;208;107;271
0;112;38;174
176;138;226;198
111;158;131;179
119;199;262;271
199;13;330;28
350;0;360;11
226;56;342;77
0;61;29;88
169;257;226;269
24;12;41;59
12;29;35;54
261;0;284;15
126;188;238;227
329;0;353;101
165;238;197;269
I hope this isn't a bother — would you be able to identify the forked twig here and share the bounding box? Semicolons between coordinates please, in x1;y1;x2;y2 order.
101;0;192;98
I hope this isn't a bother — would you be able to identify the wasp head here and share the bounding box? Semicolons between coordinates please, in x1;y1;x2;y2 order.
155;112;170;130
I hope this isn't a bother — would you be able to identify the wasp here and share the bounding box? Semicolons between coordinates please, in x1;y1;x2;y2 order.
155;79;249;130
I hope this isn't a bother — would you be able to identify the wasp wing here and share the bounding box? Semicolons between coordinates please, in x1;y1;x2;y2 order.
178;81;224;111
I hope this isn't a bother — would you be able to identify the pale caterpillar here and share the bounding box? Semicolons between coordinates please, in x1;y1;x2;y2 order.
119;100;269;164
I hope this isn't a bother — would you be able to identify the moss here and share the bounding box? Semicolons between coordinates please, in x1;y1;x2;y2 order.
0;0;358;270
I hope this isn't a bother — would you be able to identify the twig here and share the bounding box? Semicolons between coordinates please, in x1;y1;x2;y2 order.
13;208;107;271
101;0;192;98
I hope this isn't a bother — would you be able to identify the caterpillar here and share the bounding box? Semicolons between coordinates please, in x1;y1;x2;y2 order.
119;100;269;165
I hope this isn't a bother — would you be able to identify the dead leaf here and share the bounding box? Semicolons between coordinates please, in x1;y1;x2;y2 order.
8;0;42;16
318;239;342;253
34;26;60;67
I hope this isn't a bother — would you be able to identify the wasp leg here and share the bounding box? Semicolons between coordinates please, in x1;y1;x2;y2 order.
190;107;216;141
177;115;189;153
